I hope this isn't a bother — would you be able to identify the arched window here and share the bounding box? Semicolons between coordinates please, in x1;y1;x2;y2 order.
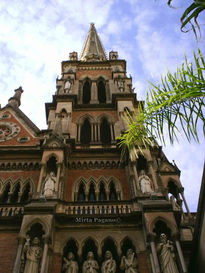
109;182;117;201
99;183;107;201
82;238;98;261
88;183;96;201
80;119;91;145
10;183;20;203
137;155;148;174
82;81;91;104
100;118;111;144
153;220;171;239
98;81;106;103
21;183;31;203
121;237;136;256
1;184;10;203
47;156;57;175
77;183;85;202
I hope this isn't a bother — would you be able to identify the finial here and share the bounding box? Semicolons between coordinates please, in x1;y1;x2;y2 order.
8;86;24;108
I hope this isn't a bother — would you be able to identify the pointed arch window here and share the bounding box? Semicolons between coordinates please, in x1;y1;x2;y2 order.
21;183;31;203
98;80;106;103
100;118;111;144
77;183;86;202
99;183;107;201
109;182;117;201
1;184;10;203
80;119;91;145
10;183;20;203
83;81;91;104
88;183;96;201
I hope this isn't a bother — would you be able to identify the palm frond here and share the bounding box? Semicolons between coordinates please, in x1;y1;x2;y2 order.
118;49;205;155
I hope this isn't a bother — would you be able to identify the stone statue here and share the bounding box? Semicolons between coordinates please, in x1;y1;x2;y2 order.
157;233;179;273
43;171;56;197
101;250;116;273
65;80;72;93
21;237;42;273
63;252;78;273
120;249;138;273
138;170;154;194
83;251;99;273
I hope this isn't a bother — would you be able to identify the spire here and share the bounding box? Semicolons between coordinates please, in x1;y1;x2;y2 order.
7;86;24;108
80;23;107;62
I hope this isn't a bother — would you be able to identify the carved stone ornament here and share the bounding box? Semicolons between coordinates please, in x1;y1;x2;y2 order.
63;252;79;273
0;122;20;142
83;251;99;273
101;250;116;273
120;249;138;273
157;233;179;273
138;170;154;194
21;237;42;273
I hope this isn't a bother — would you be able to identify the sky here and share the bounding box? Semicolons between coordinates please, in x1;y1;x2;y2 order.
0;0;204;211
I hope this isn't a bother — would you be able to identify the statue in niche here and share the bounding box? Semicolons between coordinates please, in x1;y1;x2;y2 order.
101;250;116;273
21;237;42;273
83;251;99;273
63;252;78;273
120;249;138;273
138;170;154;194
157;233;179;273
117;79;124;92
43;171;56;197
64;80;72;93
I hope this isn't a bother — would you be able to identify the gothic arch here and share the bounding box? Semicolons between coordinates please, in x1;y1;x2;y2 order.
21;178;36;194
120;236;136;255
97;114;115;124
97;77;106;103
43;153;60;164
0;179;12;194
82;78;92;104
101;236;118;250
149;216;178;237
20;217;50;238
76;114;95;125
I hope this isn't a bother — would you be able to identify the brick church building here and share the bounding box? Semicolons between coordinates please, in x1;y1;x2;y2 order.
0;24;193;273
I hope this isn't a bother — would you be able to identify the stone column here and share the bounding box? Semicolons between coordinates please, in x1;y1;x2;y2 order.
175;240;187;273
40;237;50;273
98;124;100;142
37;163;46;192
132;163;140;191
13;237;25;273
179;187;191;219
55;163;61;196
91;123;94;142
91;81;98;104
149;236;161;273
148;161;158;191
110;124;114;141
78;124;81;142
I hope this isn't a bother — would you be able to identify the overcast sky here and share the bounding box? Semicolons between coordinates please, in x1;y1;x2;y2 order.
0;0;204;211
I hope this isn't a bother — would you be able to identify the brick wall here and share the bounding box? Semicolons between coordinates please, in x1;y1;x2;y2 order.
138;252;151;273
65;168;130;201
0;233;18;273
51;253;62;273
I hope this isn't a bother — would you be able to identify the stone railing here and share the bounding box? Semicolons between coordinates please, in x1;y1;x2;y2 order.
0;206;24;216
56;203;133;215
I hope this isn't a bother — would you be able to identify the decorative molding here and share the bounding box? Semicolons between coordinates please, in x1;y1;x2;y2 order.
67;160;122;170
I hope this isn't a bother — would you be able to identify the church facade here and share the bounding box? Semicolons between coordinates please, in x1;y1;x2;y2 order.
0;24;193;273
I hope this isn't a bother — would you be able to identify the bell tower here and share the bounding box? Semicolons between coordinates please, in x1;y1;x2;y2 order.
0;24;193;273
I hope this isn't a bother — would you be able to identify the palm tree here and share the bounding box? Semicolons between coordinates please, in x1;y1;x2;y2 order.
118;49;205;155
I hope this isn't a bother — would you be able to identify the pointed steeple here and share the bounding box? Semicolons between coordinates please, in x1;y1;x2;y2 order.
80;23;107;62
